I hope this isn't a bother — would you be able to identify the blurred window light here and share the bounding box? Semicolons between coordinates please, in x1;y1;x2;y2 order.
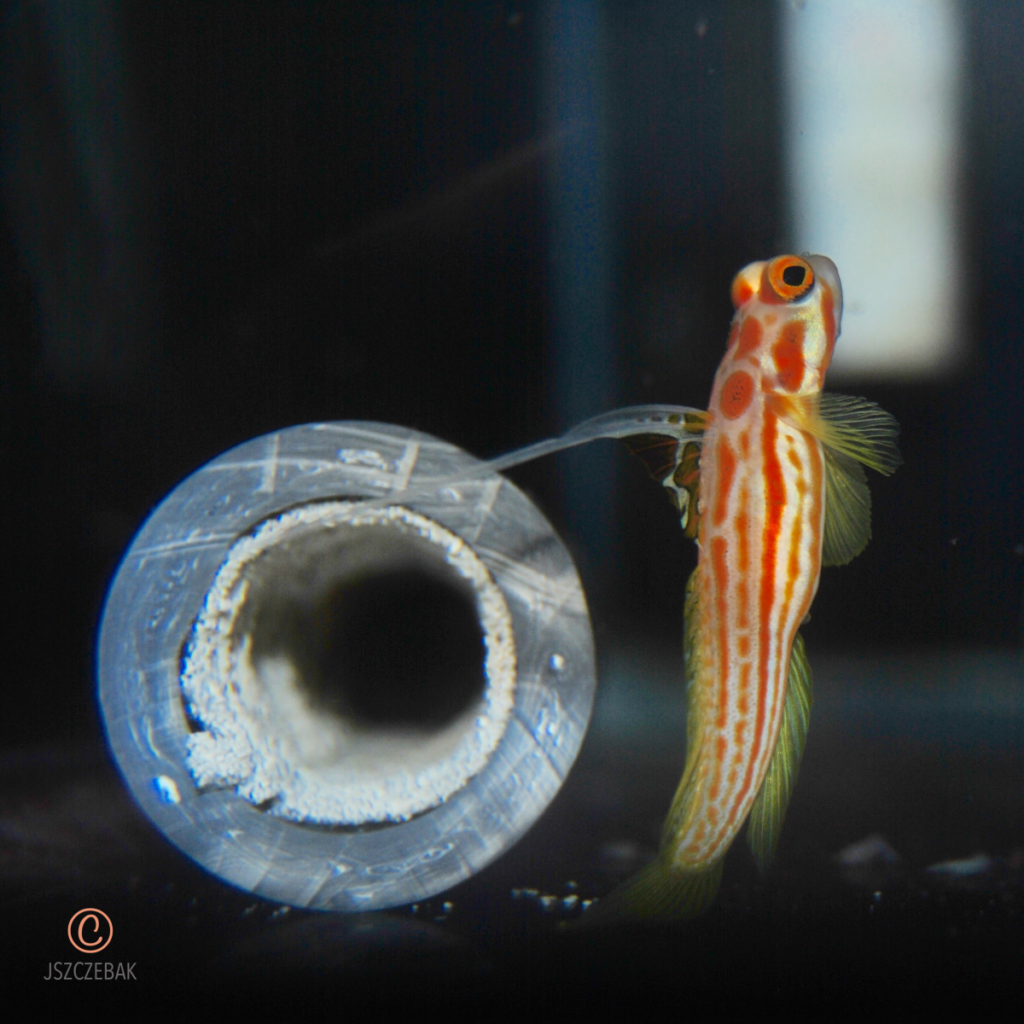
781;0;965;379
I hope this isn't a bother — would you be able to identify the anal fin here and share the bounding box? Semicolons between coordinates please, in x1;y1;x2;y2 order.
576;568;722;927
746;631;813;873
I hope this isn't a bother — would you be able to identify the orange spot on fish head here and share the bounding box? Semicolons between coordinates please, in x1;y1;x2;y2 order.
822;287;836;346
719;370;754;420
730;260;765;309
732;279;753;308
777;284;838;391
771;320;807;391
819;285;837;377
736;315;763;356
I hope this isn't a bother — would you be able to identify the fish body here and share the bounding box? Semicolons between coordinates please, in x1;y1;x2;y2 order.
669;254;840;867
584;254;899;922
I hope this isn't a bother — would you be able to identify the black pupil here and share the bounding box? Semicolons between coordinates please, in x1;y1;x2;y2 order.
782;264;807;288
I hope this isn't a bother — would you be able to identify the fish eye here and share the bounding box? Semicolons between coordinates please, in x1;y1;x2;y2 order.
767;256;815;302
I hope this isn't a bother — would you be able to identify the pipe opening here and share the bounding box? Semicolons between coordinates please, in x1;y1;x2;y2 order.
247;537;487;732
100;420;597;910
181;502;517;825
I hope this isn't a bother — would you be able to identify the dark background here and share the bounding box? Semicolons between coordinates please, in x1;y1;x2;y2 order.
3;1;1022;744
1;1;1022;1015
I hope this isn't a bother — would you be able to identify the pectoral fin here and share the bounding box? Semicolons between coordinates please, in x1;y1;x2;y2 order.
746;631;813;874
771;391;899;566
774;392;901;476
822;446;872;566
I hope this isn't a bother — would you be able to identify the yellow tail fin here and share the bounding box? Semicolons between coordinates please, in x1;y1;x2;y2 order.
576;855;723;927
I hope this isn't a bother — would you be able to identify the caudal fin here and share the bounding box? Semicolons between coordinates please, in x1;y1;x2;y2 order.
575;855;724;927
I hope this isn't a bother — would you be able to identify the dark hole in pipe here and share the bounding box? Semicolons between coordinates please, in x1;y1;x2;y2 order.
317;567;486;729
239;520;490;734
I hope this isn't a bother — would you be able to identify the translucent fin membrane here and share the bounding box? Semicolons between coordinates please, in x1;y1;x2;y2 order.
746;631;814;873
482;404;704;475
776;392;902;477
821;448;872;566
574;856;724;927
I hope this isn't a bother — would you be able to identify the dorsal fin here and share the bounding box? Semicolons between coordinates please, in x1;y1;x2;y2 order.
483;404;707;475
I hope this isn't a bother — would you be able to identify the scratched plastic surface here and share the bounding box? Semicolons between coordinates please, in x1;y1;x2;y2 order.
97;422;596;911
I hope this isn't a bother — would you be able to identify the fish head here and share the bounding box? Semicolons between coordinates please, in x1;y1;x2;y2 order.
726;254;844;396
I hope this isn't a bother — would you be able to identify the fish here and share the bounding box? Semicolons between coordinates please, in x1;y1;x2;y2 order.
374;252;898;921
573;253;901;922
